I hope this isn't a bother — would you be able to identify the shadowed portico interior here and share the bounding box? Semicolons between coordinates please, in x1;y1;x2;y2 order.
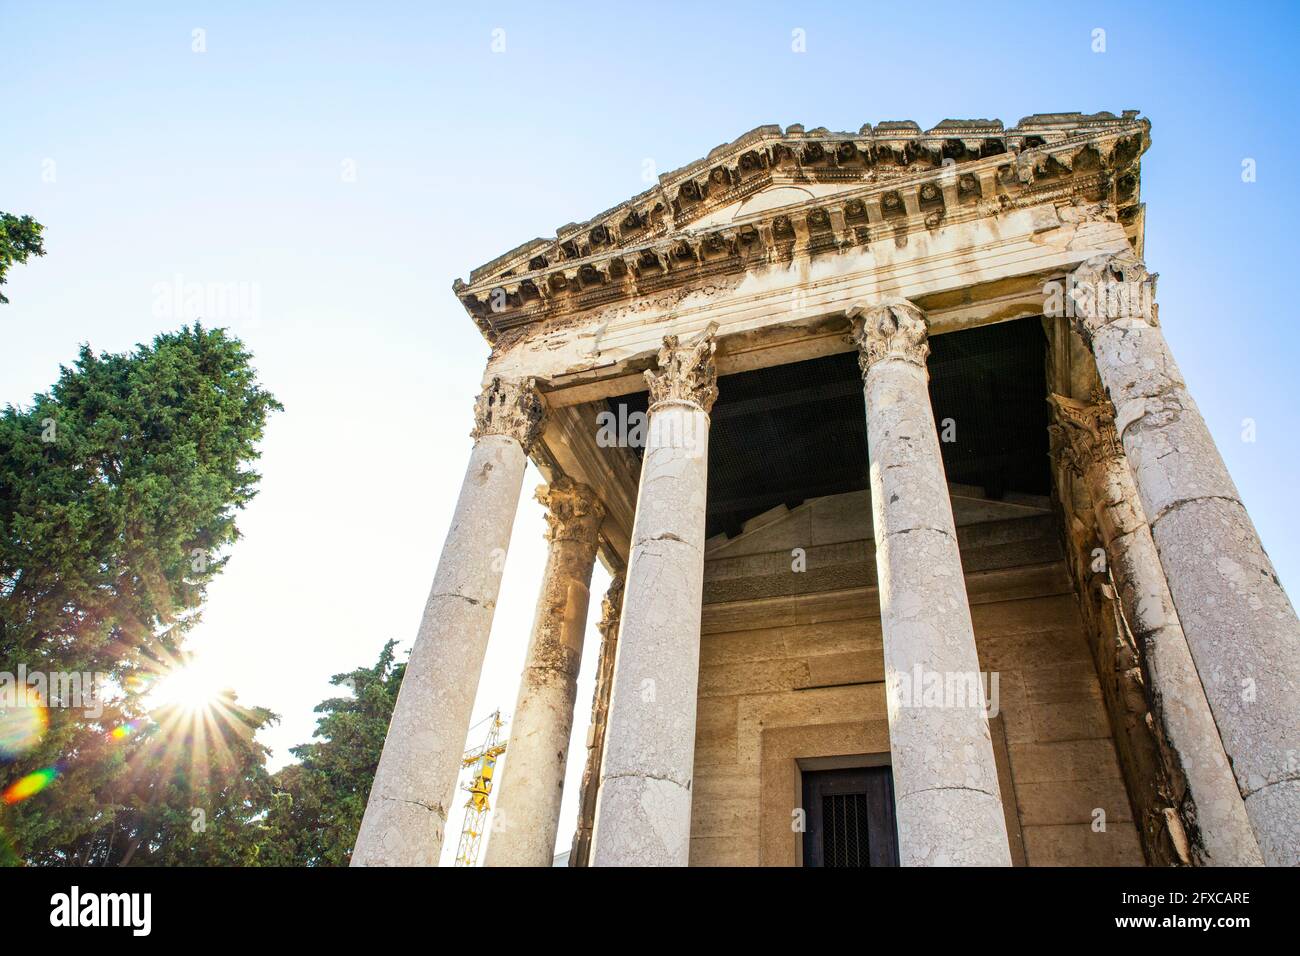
610;316;1051;540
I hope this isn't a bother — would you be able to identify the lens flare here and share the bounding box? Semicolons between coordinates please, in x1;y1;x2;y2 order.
0;702;49;759
2;767;58;805
151;663;225;713
109;720;140;741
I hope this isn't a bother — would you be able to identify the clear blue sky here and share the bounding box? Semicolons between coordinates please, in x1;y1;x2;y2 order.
4;1;1298;860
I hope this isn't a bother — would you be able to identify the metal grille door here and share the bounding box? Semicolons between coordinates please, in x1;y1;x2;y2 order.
803;766;899;867
822;792;870;867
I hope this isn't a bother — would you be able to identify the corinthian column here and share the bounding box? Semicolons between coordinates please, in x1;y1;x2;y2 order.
850;299;1011;867
569;573;625;867
352;377;543;867
1051;392;1263;866
590;324;717;867
1067;251;1300;865
485;477;604;867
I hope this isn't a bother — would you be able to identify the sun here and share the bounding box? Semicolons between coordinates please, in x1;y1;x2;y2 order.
150;662;227;713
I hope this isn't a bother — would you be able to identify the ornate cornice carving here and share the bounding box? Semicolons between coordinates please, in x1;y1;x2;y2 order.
471;376;545;452
535;476;604;545
849;298;930;373
645;323;719;413
1048;390;1124;475
1067;249;1159;344
456;112;1150;342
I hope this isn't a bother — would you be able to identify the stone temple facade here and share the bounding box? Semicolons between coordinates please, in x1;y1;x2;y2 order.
353;112;1298;867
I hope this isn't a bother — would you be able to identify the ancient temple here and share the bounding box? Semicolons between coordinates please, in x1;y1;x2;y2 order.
353;112;1298;867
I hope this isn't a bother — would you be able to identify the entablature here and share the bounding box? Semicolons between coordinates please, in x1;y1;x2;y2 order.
454;111;1149;344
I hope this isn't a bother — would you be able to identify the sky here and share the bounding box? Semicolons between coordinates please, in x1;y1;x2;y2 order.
3;1;1298;865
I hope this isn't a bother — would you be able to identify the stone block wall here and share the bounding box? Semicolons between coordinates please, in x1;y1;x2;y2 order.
688;489;1144;866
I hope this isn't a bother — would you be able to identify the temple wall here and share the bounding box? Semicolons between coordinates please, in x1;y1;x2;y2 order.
688;489;1145;866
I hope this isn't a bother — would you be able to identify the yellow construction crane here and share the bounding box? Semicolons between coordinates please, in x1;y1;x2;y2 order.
453;710;507;867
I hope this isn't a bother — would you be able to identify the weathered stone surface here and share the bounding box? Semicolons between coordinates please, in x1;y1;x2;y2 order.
569;574;624;867
470;376;545;451
1071;251;1300;865
852;298;1011;866
486;478;603;867
352;429;530;866
590;330;716;866
1050;391;1262;865
457;115;1149;348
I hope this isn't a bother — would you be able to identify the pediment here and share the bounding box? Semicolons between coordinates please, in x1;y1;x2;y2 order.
691;182;854;229
456;112;1150;343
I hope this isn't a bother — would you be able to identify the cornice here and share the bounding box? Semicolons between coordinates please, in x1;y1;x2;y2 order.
456;111;1149;343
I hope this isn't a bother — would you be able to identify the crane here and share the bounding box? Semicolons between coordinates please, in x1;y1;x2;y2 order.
453;709;507;867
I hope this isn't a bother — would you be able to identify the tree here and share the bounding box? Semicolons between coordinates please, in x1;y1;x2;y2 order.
0;213;46;304
25;693;281;867
0;325;281;862
261;642;404;866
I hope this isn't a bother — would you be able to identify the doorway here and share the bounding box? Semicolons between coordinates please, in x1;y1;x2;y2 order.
802;766;900;867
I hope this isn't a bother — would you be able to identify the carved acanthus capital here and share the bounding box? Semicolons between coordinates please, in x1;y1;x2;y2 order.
1048;390;1124;476
1066;250;1159;344
535;476;605;545
848;298;930;374
471;376;545;452
644;322;719;413
598;573;625;641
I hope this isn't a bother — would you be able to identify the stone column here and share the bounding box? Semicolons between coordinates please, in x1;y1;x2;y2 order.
352;377;544;867
485;477;604;867
569;574;625;867
850;299;1012;867
1051;392;1263;866
1067;251;1300;865
590;325;717;867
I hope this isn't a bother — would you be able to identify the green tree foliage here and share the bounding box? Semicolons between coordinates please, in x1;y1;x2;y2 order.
0;325;280;863
26;694;280;866
0;213;46;304
261;642;404;866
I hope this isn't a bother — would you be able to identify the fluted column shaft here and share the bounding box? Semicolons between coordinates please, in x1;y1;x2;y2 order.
486;478;604;866
352;378;543;867
1052;392;1263;865
590;325;717;867
1067;252;1299;865
851;299;1012;867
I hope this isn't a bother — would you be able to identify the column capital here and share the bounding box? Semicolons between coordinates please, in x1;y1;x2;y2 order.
472;376;545;452
1048;390;1124;476
644;322;719;413
1066;250;1159;343
535;476;605;545
848;298;930;373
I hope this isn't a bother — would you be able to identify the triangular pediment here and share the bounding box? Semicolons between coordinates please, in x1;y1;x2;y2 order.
687;181;869;230
456;112;1150;342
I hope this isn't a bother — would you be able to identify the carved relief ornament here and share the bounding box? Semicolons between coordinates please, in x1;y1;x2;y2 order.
848;298;930;374
644;323;719;413
535;476;605;545
1048;390;1125;476
1067;249;1159;344
471;376;546;452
